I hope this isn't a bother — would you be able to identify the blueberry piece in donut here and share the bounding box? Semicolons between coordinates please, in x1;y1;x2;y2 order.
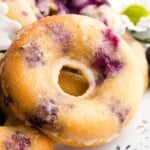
1;15;143;147
45;23;73;53
92;51;124;81
22;11;29;16
21;42;45;67
102;29;119;51
54;0;109;14
0;126;54;150
47;23;72;45
109;99;130;124
92;29;123;81
4;131;31;150
27;100;62;131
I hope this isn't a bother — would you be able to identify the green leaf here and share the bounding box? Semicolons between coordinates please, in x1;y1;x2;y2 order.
122;4;149;24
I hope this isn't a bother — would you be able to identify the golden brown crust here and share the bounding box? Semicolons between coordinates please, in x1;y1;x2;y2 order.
0;126;54;150
1;15;144;147
122;33;149;92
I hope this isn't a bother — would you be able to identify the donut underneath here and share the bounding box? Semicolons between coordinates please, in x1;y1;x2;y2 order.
0;125;54;150
3;0;51;27
122;33;148;92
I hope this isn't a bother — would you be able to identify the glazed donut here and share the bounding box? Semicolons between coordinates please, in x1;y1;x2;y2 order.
0;107;54;150
0;73;54;150
122;33;148;92
2;0;51;27
0;125;54;150
2;0;37;27
0;76;14;118
0;95;54;150
0;53;10;116
1;15;143;147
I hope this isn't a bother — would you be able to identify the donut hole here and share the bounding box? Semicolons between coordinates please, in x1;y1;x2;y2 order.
58;66;90;96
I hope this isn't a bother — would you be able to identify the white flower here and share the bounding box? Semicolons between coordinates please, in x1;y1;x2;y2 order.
0;2;22;50
108;0;150;32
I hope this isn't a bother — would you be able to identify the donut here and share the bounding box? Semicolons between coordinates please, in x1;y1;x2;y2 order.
1;15;143;147
0;53;5;65
0;76;54;150
0;80;54;150
0;76;14;118
2;0;51;27
2;0;37;27
122;33;148;92
0;125;54;150
0;53;11;117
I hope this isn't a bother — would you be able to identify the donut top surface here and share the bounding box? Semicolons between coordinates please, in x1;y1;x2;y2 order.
1;15;143;146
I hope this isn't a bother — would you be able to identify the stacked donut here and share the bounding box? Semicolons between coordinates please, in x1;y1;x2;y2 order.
0;0;149;149
0;59;54;150
2;0;52;27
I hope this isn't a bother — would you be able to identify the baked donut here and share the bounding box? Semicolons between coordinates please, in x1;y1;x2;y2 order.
0;125;54;150
0;76;14;118
122;33;148;92
2;0;37;27
2;0;51;27
0;73;54;150
1;15;143;147
0;106;54;150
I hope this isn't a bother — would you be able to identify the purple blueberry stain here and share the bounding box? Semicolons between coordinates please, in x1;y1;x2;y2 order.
102;18;108;26
54;0;109;14
28;100;62;131
109;99;130;124
80;7;109;26
92;51;123;81
66;103;74;109
47;23;71;43
22;11;28;16
21;42;45;68
92;29;123;82
36;13;44;20
103;29;119;51
35;0;49;16
3;131;31;150
46;23;72;53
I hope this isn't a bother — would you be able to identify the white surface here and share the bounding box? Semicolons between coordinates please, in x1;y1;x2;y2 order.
55;89;150;150
0;2;21;50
